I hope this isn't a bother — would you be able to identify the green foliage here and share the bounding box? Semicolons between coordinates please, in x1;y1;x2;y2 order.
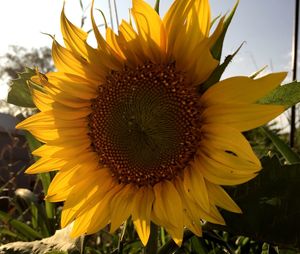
7;67;37;108
258;81;300;108
261;127;300;163
0;210;42;241
222;155;300;249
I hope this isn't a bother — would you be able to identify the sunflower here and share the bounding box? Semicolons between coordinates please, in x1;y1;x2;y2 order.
17;0;286;246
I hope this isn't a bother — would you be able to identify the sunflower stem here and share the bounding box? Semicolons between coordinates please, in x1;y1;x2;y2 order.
145;222;158;254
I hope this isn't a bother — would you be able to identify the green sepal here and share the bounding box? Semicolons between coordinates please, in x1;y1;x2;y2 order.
198;43;243;93
7;67;38;108
210;14;222;29
257;81;300;108
154;0;160;14
211;0;239;61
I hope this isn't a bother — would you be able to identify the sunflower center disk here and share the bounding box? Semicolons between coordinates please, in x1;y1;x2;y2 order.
89;63;201;186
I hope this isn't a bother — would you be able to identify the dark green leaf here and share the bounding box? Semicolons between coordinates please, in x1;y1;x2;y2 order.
7;67;37;107
257;81;300;108
211;0;239;60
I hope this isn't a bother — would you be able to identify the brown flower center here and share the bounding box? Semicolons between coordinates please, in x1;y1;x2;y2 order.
88;63;201;186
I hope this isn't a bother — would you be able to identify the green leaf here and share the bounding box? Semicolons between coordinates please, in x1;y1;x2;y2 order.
199;43;243;93
7;67;37;108
0;210;42;240
211;0;239;60
257;81;300;108
261;127;300;163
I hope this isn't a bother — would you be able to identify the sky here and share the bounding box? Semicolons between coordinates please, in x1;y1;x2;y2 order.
0;0;297;128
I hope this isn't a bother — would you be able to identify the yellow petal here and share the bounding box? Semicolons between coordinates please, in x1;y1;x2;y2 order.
131;0;166;63
196;152;259;185
118;20;145;65
43;106;91;121
109;184;135;233
32;142;90;159
177;0;211;53
70;198;108;237
164;0;211;64
202;124;260;165
201;145;261;172
35;72;92;109
152;181;184;244
173;179;202;236
60;6;88;56
90;0;123;68
201;72;287;105
106;27;126;60
61;7;119;74
61;169;112;227
61;186;99;228
202;103;285;131
46;170;79;202
52;40;103;82
175;178;225;226
31;89;54;112
187;0;211;38
132;187;154;246
183;167;210;212
16;111;88;142
206;181;242;213
71;185;121;237
16;112;87;130
25;157;66;174
46;72;97;100
188;42;219;84
163;0;193;54
90;0;108;52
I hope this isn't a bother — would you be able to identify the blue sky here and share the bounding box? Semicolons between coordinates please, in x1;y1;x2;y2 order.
0;0;297;100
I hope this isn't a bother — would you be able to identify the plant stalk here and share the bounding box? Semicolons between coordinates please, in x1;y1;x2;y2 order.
145;223;158;254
